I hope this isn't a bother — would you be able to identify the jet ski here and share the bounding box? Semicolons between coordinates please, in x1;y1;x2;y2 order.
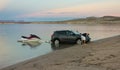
18;34;43;43
18;37;41;43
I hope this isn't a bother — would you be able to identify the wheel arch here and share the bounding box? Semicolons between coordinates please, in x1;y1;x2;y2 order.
53;38;60;43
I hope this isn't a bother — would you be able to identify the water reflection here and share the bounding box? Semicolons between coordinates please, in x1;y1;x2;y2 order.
51;43;75;50
18;41;42;48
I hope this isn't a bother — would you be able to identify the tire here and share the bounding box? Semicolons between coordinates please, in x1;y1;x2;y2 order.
76;39;81;45
54;39;60;47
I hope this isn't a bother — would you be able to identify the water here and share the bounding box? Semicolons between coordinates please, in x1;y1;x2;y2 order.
0;24;120;69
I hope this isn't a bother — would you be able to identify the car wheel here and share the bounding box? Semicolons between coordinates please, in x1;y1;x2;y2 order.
54;39;60;47
76;39;81;45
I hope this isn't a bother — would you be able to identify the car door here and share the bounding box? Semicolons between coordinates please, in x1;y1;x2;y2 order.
66;31;77;42
59;31;68;42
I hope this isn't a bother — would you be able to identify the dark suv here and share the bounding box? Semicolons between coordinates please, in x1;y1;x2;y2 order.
51;30;82;44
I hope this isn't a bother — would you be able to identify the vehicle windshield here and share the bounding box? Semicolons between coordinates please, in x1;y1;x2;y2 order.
72;30;80;34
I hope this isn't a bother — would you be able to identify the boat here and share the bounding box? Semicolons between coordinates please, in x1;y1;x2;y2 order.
18;34;43;43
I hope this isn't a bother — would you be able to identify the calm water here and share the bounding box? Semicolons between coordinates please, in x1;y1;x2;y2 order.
0;24;120;68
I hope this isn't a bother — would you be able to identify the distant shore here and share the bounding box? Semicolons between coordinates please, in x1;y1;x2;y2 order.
0;21;120;24
0;16;120;24
1;35;120;70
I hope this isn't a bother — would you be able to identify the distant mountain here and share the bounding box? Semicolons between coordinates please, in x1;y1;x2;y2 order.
63;16;120;24
65;16;120;21
0;16;120;24
101;16;120;21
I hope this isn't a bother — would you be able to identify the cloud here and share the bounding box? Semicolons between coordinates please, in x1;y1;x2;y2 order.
17;0;120;18
0;0;9;11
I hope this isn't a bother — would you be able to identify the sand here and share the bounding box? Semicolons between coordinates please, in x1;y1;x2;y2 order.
0;35;120;70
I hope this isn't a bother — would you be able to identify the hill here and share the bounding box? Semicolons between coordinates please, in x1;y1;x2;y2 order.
63;16;120;24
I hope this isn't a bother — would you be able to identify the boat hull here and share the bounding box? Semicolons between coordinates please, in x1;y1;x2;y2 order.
18;38;42;43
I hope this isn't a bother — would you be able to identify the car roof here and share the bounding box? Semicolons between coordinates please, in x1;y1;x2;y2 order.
54;30;71;32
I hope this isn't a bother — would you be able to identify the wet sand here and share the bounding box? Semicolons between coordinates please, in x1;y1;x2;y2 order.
0;35;120;70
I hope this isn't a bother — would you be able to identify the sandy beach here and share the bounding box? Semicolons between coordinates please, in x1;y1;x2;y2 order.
0;35;120;70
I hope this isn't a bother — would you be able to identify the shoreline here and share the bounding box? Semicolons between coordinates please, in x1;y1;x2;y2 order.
0;22;120;24
0;35;120;70
0;16;120;24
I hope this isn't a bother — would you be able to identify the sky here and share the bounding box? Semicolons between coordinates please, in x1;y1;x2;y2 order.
0;0;120;21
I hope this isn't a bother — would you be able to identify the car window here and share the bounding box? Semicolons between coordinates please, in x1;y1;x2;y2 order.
66;31;74;35
72;31;80;34
56;31;66;35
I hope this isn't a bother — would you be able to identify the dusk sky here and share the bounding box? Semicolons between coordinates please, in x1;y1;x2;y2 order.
0;0;120;21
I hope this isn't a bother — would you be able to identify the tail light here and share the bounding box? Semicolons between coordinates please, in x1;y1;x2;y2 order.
51;34;54;38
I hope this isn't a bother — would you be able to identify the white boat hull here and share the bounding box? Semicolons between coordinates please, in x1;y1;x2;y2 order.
18;38;43;43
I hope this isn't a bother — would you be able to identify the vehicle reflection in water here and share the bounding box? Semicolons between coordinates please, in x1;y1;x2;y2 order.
51;43;75;50
20;40;75;50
